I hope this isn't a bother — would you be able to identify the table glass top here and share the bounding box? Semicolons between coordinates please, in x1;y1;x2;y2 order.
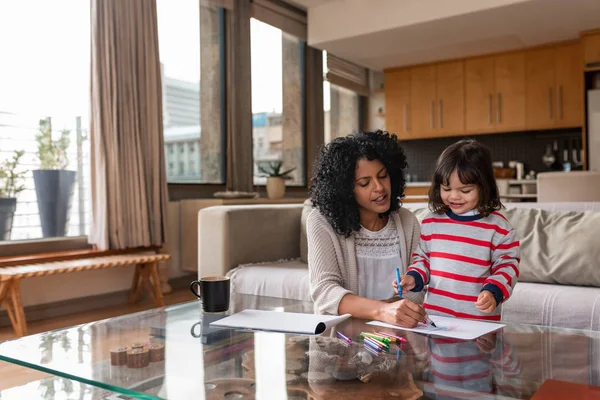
0;293;599;399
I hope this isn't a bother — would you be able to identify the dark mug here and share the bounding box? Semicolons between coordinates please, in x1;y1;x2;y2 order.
190;276;230;312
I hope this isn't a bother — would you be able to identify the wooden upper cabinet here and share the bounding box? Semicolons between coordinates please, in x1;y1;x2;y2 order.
555;43;583;128
494;52;525;131
435;60;465;135
465;56;495;132
526;43;583;130
384;68;411;138
582;31;600;66
410;64;437;137
526;47;556;129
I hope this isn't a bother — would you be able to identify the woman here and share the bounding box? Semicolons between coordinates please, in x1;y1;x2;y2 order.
307;129;427;328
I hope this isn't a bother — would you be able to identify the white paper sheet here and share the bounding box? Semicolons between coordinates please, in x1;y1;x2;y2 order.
367;315;504;340
210;310;352;335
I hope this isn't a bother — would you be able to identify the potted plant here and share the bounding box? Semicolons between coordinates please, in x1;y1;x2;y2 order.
256;160;296;199
0;150;26;241
33;119;76;238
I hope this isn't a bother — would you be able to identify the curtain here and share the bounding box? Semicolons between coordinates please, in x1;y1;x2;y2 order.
89;0;168;251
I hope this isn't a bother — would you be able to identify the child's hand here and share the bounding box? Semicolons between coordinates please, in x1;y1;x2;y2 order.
393;274;416;294
476;290;496;313
475;332;497;354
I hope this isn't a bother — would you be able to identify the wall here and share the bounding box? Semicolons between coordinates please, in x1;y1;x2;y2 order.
401;128;583;182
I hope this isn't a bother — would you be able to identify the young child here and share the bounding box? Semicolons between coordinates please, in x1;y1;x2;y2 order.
395;139;520;321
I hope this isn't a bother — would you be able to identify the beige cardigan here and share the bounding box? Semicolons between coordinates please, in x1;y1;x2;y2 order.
307;207;424;315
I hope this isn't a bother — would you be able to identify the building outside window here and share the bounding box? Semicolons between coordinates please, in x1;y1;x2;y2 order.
250;18;304;186
158;0;224;184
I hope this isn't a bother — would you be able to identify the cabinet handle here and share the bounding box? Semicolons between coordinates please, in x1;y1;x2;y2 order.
548;87;553;119
488;94;492;124
403;104;408;132
431;100;435;129
497;93;502;124
439;99;443;129
558;86;563;120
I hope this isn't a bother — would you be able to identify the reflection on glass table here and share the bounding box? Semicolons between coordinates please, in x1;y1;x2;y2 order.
0;293;599;399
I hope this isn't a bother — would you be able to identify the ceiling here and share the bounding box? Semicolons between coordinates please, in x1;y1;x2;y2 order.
286;0;600;70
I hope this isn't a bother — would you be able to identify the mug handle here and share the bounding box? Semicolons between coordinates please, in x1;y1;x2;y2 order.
190;321;202;338
190;280;202;299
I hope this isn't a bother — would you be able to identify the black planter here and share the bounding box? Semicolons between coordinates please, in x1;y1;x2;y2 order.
33;170;76;238
0;197;17;241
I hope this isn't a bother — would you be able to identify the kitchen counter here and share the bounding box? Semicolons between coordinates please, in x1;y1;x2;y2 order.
406;181;431;187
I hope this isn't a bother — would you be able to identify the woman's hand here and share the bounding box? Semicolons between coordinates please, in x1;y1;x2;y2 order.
476;290;496;313
393;274;416;294
377;299;426;328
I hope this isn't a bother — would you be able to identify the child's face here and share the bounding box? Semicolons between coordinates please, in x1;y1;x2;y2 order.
353;158;392;217
440;169;480;214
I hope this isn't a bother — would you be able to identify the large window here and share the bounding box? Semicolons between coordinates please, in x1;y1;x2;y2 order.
0;1;91;242
157;0;224;184
323;51;360;143
250;19;305;186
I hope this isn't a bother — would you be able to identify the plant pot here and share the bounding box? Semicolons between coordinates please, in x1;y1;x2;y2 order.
266;177;286;200
33;169;76;238
0;197;17;241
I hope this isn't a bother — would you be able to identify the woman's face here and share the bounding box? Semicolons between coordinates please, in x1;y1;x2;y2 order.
353;158;392;215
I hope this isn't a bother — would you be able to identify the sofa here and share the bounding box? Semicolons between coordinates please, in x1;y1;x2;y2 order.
198;200;600;331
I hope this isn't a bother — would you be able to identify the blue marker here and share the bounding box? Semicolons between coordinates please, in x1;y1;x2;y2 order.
396;267;402;299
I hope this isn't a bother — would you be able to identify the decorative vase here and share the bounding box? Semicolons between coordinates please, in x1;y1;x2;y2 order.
0;197;17;241
266;177;286;200
33;169;76;238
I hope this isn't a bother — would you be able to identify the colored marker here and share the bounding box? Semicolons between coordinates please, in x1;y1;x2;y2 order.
360;332;391;344
363;336;384;350
363;336;389;350
423;316;437;328
396;267;402;298
363;338;382;352
375;332;407;343
336;331;352;343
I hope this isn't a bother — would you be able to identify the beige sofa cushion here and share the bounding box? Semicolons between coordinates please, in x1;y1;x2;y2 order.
228;260;311;302
503;207;600;286
502;282;600;331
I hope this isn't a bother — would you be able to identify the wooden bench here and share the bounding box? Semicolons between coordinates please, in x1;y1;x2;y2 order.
0;249;170;337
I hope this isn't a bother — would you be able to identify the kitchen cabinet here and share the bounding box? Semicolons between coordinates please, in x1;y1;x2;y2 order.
410;64;437;137
526;43;583;129
555;43;584;128
465;52;525;133
409;61;464;138
436;60;465;136
384;68;411;139
582;31;600;66
494;52;526;131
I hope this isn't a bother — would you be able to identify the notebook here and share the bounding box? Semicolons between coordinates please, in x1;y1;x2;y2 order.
210;309;351;335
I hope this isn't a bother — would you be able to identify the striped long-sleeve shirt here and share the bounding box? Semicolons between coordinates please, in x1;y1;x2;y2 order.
406;210;520;321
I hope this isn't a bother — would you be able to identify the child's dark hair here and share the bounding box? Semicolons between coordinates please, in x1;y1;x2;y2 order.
429;139;502;216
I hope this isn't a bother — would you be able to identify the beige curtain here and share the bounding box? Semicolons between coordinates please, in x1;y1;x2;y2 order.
90;0;168;250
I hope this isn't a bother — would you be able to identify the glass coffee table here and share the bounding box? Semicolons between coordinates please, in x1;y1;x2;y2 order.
0;293;598;399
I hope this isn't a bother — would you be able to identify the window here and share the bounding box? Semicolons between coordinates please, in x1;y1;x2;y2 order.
157;0;224;184
0;1;91;242
251;19;304;186
323;51;360;143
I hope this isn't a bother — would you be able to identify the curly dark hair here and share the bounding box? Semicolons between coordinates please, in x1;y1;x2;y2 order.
429;139;502;217
309;130;408;237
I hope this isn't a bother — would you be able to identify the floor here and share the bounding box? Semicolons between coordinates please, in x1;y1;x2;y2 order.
0;287;190;392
